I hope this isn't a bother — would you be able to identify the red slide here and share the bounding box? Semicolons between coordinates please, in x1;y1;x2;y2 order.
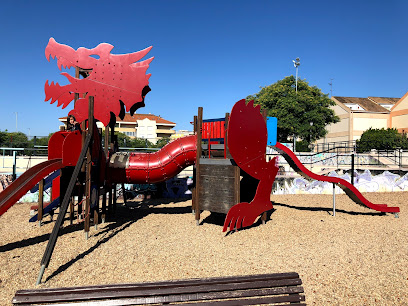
274;142;400;213
0;159;63;217
109;135;197;184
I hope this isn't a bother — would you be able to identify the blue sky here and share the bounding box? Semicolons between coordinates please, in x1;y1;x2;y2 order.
0;0;407;136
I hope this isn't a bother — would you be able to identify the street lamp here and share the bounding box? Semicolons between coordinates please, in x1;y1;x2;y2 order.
292;57;300;93
14;112;18;132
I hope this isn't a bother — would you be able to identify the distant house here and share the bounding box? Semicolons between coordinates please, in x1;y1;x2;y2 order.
170;130;194;140
318;95;408;145
59;113;176;144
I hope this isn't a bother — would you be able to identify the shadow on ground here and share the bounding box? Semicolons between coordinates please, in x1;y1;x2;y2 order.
273;202;385;216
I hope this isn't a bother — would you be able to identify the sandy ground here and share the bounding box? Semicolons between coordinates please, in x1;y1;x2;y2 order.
0;192;407;305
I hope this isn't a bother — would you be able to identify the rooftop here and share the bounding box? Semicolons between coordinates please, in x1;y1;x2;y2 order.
60;113;176;125
332;96;400;113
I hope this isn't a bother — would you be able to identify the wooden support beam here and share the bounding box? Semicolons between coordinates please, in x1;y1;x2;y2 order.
195;107;203;225
84;96;94;237
38;179;44;225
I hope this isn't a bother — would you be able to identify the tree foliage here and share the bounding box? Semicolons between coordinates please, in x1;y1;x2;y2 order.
355;128;408;153
114;132;170;148
246;76;339;143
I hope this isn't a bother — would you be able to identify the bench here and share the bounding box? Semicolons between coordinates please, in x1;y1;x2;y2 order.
13;272;305;305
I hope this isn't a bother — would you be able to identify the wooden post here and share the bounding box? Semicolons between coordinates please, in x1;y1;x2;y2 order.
69;196;74;225
38;179;44;226
101;126;109;222
195;108;203;225
93;189;99;230
78;183;84;221
224;113;230;159
101;187;106;223
104;126;109;158
261;109;268;224
121;183;127;206
84;96;94;239
108;186;112;214
192;116;198;214
113;184;117;214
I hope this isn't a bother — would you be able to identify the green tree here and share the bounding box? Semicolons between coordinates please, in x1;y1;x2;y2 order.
29;133;54;147
7;132;29;147
246;75;339;144
130;137;154;148
0;130;8;146
114;132;132;147
355;128;408;153
152;138;170;148
114;132;154;148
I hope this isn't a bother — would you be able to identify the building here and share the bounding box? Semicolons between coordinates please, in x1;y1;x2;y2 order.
170;130;194;140
59;113;176;144
319;94;408;145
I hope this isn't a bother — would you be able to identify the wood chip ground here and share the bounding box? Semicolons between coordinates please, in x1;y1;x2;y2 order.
1;192;407;305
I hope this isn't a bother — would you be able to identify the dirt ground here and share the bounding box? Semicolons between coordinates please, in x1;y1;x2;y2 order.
0;192;407;305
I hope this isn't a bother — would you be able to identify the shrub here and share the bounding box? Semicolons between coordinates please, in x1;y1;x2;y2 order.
355;128;408;153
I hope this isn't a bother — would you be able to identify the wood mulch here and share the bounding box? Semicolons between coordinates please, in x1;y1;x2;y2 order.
0;192;407;305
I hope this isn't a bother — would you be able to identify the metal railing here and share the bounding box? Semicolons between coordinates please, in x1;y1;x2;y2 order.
267;144;408;176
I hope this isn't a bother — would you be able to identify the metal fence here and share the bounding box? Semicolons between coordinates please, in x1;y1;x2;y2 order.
267;144;408;177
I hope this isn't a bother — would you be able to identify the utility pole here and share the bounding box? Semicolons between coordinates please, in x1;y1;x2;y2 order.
292;57;301;93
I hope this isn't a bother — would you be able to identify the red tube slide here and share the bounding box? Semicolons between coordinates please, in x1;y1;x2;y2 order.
109;135;197;184
0;159;63;217
274;142;400;213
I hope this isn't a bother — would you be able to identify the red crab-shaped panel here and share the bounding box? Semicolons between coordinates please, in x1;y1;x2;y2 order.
44;38;153;126
223;99;279;232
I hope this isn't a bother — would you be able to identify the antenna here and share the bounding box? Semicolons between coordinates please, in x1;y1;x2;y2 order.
328;78;334;97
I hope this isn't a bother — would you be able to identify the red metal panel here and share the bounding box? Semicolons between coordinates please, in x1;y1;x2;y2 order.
44;38;153;126
62;131;82;166
51;176;60;201
48;131;69;160
223;100;278;231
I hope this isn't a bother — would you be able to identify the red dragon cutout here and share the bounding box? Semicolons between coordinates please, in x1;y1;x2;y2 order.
44;38;153;126
223;99;279;232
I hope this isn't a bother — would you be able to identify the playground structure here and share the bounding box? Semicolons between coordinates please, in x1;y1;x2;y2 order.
0;38;401;285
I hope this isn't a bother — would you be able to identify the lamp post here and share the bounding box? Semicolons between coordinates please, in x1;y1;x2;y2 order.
292;57;300;93
309;122;313;151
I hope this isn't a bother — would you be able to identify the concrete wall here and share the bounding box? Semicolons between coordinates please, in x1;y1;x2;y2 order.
320;105;350;144
390;92;408;132
0;156;48;174
391;114;408;132
137;118;157;143
353;115;388;131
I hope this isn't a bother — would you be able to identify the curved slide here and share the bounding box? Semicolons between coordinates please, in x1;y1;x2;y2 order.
0;159;63;217
274;142;400;213
109;135;197;184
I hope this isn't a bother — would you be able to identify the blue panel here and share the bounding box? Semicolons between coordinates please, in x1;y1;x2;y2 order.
267;117;278;146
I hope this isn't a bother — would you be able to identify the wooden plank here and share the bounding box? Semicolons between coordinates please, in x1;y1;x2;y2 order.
14;277;303;305
198;164;239;213
17;272;300;294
